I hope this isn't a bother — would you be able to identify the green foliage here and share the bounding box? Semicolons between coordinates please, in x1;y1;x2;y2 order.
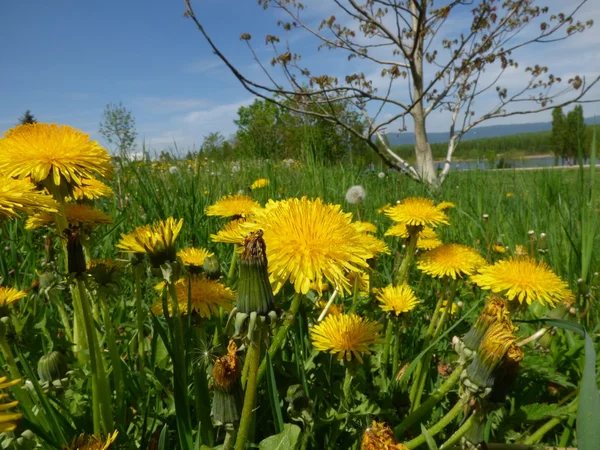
99;101;138;155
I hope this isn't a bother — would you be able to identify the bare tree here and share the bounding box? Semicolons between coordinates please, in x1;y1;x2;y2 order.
183;0;598;185
99;102;138;156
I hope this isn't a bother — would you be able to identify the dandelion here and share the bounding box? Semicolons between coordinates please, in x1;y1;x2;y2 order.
117;217;183;267
345;185;366;205
0;123;112;187
471;257;571;307
514;244;527;257
88;259;123;298
71;178;114;200
311;313;382;363
315;299;343;317
25;204;112;230
506;192;514;198
436;201;455;211
211;219;249;245
375;284;420;316
151;275;234;318
385;223;442;250
377;203;392;213
0;376;23;432
66;431;119;450
384;197;449;228
417;243;486;279
493;244;506;253
168;166;179;174
377;172;386;179
361;421;408;450
0;287;27;307
353;221;377;234
440;300;459;315
245;197;379;294
460;296;511;353
0;176;59;220
205;194;260;219
212;340;243;425
178;247;214;270
250;178;269;190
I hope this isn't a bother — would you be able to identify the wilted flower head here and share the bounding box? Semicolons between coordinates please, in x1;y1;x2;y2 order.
66;431;118;450
311;313;382;363
471;257;570;307
0;176;59;221
417;244;485;279
345;185;366;205
361;420;408;450
0;123;112;188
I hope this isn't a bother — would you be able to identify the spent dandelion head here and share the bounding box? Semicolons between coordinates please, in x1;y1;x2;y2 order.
471;257;570;307
384;197;449;228
66;431;119;450
311;313;382;363
376;284;420;316
0;286;27;307
246;197;378;295
0;176;59;221
212;340;242;391
237;230;276;314
361;420;408;450
26;204;113;230
345;185;366;205
212;340;243;425
0;123;112;189
205;194;260;219
0;376;23;432
417;243;486;279
250;178;269;190
151;275;234;318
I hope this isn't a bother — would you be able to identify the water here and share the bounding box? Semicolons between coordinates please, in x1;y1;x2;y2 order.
435;156;592;171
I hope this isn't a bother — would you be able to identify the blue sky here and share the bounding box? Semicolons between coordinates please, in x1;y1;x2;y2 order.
1;0;599;154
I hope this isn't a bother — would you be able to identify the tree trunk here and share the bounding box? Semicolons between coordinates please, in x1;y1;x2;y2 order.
412;107;437;185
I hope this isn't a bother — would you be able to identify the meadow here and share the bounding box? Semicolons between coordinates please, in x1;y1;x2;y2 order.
0;123;598;450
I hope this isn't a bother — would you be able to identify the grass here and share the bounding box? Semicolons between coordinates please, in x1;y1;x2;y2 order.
0;151;598;449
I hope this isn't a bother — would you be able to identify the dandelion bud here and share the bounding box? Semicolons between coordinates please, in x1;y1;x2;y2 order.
38;351;68;383
482;214;489;222
569;307;577;315
212;341;243;425
237;231;275;315
65;227;86;276
461;296;510;353
538;233;548;254
577;278;590;296
528;230;535;237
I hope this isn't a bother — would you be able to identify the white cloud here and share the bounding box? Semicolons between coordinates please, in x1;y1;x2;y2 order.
183;58;225;74
134;96;210;113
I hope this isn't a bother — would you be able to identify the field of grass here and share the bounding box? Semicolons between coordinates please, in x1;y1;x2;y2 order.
0;136;599;450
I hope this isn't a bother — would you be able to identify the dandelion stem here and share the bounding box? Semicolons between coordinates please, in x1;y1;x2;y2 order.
405;396;468;449
394;363;465;440
235;329;261;450
382;316;393;374
396;232;418;286
257;293;303;385
51;290;73;344
440;413;476;449
227;251;238;287
133;263;146;392
194;326;214;446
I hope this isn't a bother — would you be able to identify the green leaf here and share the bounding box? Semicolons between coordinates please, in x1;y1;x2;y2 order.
258;423;301;450
158;424;169;450
266;350;284;434
420;423;439;450
515;403;575;422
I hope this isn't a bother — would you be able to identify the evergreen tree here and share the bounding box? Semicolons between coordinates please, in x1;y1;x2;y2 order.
19;110;37;125
551;107;567;165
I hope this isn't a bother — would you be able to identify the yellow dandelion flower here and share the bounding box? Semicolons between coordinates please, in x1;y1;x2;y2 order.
25;204;112;230
385;223;442;250
117;217;183;267
493;244;506;253
311;313;382;363
384;197;449;228
377;203;392;214
417;235;443;250
359;233;390;257
315;299;342;317
506;192;514;198
309;281;331;293
178;247;214;267
353;221;377;234
71;177;114;200
0;376;23;433
151;275;234;318
417;243;486;279
205;194;260;218
250;178;269;190
67;431;118;450
0;287;27;306
0;176;59;220
376;284;420;316
210;219;249;245
347;271;370;293
361;420;408;450
0;123;112;187
246;197;378;294
436;201;455;211
471;257;570;307
440;300;459;315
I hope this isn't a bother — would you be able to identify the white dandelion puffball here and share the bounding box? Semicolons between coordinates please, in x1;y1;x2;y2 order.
345;185;366;204
231;164;241;174
378;172;385;179
169;166;179;174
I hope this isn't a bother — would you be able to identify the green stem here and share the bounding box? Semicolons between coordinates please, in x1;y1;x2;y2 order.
342;367;353;408
257;293;303;385
521;398;577;445
99;292;124;425
223;424;237;450
440;413;476;449
133;264;146;392
405;397;468;449
235;330;262;450
0;324;36;416
392;320;401;377
396;233;418;286
227;251;238;287
76;278;113;435
382;317;393;375
51;290;73;344
395;363;465;439
558;416;575;447
194;327;214;446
